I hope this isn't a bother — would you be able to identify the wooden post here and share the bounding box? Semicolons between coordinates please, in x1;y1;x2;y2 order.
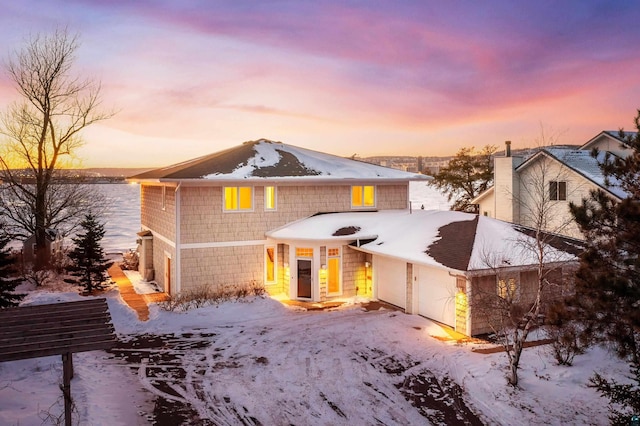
62;352;73;426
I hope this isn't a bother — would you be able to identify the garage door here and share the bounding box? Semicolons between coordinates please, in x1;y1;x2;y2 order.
417;266;456;327
374;255;406;309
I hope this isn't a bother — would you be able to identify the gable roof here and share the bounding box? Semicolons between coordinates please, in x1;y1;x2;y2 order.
129;139;427;182
266;210;578;273
516;148;626;199
580;130;636;151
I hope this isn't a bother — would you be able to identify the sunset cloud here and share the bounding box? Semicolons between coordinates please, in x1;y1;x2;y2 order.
0;1;639;166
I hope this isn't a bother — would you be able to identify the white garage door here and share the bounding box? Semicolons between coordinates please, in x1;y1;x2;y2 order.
417;266;456;327
374;255;406;309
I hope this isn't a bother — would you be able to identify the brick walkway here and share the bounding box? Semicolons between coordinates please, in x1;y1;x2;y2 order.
108;264;168;321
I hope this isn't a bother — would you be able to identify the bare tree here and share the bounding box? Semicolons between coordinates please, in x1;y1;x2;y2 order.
472;233;576;386
472;142;582;386
0;28;111;268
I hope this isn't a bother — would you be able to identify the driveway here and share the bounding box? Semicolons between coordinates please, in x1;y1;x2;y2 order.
108;306;484;425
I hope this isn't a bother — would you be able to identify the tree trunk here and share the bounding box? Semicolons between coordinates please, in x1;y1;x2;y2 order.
508;339;523;386
34;184;48;270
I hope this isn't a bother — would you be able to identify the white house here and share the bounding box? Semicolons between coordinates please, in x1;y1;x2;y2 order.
473;131;633;239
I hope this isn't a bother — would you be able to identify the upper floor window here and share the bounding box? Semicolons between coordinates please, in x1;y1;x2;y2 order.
351;185;375;208
549;181;567;201
265;186;276;210
224;186;253;211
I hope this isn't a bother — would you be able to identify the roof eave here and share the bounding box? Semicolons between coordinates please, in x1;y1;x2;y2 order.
127;176;424;186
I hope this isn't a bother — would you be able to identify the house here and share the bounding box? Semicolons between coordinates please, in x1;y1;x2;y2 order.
128;139;427;298
22;229;63;264
472;131;634;240
267;209;579;336
129;139;580;336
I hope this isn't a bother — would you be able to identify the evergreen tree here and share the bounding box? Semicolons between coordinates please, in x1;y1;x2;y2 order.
568;111;640;424
65;214;113;293
429;145;496;212
0;226;24;308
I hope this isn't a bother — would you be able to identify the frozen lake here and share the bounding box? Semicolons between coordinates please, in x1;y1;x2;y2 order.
82;181;450;254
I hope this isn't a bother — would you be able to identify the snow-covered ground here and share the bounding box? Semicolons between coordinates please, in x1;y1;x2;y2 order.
0;281;628;425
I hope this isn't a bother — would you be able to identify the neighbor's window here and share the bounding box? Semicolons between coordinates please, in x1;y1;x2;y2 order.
266;246;276;283
265;186;276;210
549;181;567;201
351;185;375;208
224;186;253;211
497;277;517;299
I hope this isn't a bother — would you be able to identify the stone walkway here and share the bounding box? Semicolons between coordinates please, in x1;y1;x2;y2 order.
108;264;168;321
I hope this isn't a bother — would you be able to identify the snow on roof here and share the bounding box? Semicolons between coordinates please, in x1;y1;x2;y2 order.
533;148;626;199
266;210;577;272
129;139;427;181
603;130;637;141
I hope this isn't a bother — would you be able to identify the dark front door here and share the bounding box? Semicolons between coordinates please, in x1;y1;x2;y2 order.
297;259;312;299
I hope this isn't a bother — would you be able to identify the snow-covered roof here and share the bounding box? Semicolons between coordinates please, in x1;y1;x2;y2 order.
266;210;579;272
517;148;626;199
129;139;427;182
579;130;636;153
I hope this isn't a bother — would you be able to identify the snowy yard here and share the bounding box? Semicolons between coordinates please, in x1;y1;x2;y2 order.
0;284;628;425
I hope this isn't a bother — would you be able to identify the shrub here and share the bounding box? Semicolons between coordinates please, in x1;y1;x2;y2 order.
159;281;265;312
544;321;589;366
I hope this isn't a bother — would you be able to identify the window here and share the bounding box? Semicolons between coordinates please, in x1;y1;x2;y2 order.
351;185;375;208
265;186;276;210
549;181;567;201
224;186;253;211
266;246;276;283
497;277;517;299
327;248;340;294
296;248;313;257
161;186;166;211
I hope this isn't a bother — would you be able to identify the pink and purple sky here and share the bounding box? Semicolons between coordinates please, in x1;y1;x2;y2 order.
1;1;639;167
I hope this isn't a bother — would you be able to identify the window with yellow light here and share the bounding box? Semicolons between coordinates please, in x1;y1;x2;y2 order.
224;186;253;211
265;246;276;283
351;185;375;208
265;186;276;210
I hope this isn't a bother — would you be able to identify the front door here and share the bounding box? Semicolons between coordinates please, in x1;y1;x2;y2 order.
297;259;312;299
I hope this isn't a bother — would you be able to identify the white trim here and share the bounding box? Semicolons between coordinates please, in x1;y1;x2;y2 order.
174;183;181;294
181;239;267;250
141;226;176;248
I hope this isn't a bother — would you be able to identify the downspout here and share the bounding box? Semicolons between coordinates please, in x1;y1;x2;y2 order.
174;183;182;294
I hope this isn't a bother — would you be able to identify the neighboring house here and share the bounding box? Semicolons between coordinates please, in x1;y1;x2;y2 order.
22;229;63;264
128;139;427;298
267;209;579;336
472;131;633;240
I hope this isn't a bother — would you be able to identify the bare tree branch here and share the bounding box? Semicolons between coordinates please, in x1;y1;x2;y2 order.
0;28;113;268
